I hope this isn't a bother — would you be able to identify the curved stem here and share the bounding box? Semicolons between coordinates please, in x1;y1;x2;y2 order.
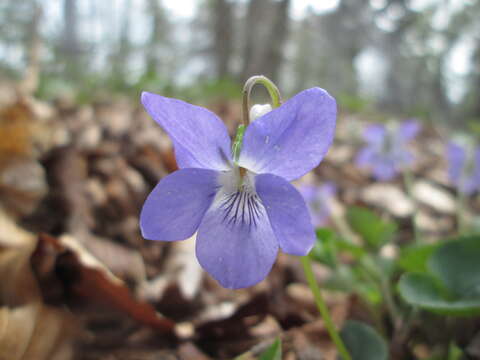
403;170;420;243
242;75;281;126
300;256;352;360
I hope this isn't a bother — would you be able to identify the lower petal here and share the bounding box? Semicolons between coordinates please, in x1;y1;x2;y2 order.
196;198;279;289
140;168;219;241
256;174;316;256
372;161;397;181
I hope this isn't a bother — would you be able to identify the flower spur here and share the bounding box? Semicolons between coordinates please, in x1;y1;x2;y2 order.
140;85;336;289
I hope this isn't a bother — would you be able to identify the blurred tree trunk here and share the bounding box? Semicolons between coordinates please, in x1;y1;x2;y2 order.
241;0;267;81
464;39;480;120
145;0;167;76
260;0;290;83
213;0;233;79
20;1;42;94
62;0;82;80
111;0;132;82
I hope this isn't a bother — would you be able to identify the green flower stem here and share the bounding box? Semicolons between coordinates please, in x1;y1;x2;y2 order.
300;256;352;360
232;124;246;163
242;75;281;126
403;170;420;243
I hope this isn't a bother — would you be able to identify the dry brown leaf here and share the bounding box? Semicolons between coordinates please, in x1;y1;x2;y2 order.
34;233;175;334
0;209;77;360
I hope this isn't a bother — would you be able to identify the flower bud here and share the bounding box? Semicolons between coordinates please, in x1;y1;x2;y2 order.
249;104;272;122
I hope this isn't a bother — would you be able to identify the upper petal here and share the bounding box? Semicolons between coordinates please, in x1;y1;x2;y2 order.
140;168;219;241
256;173;316;256
196;192;278;289
238;88;337;181
141;91;232;170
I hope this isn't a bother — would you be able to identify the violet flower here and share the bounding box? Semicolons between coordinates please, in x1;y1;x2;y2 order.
446;142;480;195
355;120;420;181
140;88;336;288
298;182;336;227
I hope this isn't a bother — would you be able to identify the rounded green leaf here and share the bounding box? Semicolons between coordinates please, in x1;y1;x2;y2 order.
428;237;480;298
398;273;480;316
398;243;439;273
340;321;388;360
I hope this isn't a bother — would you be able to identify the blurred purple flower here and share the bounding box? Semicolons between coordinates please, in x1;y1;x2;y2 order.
355;119;420;181
139;88;336;288
446;142;480;195
298;182;336;227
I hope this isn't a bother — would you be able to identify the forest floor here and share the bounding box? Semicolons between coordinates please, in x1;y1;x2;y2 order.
0;87;478;360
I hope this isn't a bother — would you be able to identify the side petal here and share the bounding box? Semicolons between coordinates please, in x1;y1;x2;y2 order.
256;174;316;256
141;92;232;170
238;88;336;181
140;168;219;241
196;196;279;289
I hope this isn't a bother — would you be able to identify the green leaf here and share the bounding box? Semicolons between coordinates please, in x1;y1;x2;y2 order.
428;236;480;298
310;228;339;268
398;243;439;273
448;342;463;360
259;338;281;360
326;265;382;305
398;273;480;316
346;207;397;249
340;321;388;360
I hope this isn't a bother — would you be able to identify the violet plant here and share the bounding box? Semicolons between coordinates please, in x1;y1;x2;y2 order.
140;76;351;359
356;119;422;241
355;120;420;181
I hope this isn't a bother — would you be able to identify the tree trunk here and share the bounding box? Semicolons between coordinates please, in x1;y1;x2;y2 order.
241;0;267;81
260;0;290;83
213;0;233;79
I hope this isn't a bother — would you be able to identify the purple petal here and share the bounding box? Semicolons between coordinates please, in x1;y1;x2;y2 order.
141;92;232;170
196;199;278;289
363;124;386;145
256;174;316;256
140;168;218;241
446;142;466;185
475;147;480;182
461;176;479;195
355;146;377;168
320;182;337;198
372;160;397;181
457;147;480;195
397;119;421;142
297;184;317;203
238;88;336;181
